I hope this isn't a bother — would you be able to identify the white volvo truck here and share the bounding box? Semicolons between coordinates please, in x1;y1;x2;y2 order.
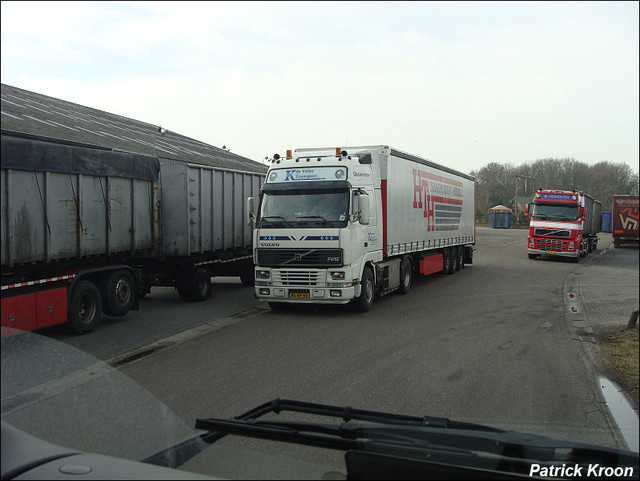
248;145;475;311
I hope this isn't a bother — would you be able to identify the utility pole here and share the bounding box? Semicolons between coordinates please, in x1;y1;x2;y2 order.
514;175;536;224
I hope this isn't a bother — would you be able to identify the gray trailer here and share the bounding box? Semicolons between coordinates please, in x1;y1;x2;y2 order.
583;194;602;252
1;132;263;333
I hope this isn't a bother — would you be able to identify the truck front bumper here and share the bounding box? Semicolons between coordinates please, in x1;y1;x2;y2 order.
255;285;355;304
528;247;579;259
528;237;580;259
254;267;357;305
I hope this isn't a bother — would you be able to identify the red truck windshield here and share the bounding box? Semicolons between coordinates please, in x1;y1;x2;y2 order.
531;203;580;221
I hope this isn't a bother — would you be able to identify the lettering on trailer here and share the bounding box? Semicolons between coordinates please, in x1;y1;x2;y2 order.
619;206;639;230
412;169;464;231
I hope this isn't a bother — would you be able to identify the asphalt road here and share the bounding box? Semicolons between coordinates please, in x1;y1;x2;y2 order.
2;227;634;479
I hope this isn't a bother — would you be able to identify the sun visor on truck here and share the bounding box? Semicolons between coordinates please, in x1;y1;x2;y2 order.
1;133;160;182
261;180;352;192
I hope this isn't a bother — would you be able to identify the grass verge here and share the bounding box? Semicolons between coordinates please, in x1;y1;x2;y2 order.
594;324;639;408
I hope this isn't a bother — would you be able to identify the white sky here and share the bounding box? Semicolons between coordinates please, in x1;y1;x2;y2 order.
1;1;638;174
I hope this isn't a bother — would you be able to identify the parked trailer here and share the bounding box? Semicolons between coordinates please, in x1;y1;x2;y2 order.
1;132;263;334
248;145;475;312
612;195;639;247
525;189;601;262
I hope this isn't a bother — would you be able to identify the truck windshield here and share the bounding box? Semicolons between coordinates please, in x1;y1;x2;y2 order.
531;202;580;221
258;188;350;228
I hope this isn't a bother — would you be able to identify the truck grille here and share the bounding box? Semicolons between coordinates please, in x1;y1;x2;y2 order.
536;239;569;249
274;270;321;286
534;228;571;237
257;249;343;267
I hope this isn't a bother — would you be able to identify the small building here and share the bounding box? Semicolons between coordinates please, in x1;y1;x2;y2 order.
488;205;513;229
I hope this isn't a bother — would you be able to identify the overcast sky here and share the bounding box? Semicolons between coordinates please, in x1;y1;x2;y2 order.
1;1;638;174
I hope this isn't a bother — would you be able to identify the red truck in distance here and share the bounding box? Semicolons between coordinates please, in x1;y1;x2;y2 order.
525;189;601;263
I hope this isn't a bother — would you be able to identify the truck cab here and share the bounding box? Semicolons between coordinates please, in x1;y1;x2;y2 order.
525;189;597;262
249;148;382;309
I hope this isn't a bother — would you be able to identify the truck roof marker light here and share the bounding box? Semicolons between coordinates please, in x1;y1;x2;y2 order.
335;147;341;157
286;150;293;159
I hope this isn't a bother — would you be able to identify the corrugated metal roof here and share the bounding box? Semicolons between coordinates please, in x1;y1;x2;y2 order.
1;83;267;175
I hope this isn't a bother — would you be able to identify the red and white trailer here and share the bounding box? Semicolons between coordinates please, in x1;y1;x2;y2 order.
249;145;476;311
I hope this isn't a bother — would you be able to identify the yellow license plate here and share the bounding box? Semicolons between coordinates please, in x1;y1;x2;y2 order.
289;291;310;299
546;251;557;255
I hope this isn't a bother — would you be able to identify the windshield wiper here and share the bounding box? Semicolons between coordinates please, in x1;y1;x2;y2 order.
194;399;639;479
260;216;293;226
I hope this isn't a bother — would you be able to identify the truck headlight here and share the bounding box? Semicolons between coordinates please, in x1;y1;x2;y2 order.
330;271;345;280
256;270;271;280
528;238;535;248
568;241;575;250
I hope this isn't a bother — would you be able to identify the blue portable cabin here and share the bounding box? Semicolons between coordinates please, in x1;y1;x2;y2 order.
488;205;513;229
601;212;612;232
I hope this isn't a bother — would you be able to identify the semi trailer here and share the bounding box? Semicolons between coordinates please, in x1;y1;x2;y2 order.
1;131;264;334
248;145;475;312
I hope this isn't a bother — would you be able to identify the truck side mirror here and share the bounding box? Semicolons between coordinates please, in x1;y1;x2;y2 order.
358;194;370;225
524;204;529;217
246;197;255;225
358;153;372;165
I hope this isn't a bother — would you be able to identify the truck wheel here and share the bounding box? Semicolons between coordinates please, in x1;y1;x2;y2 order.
445;248;455;274
68;280;102;334
398;257;412;295
528;254;538;260
572;252;580;263
190;268;212;302
455;246;463;270
100;269;135;317
352;267;374;312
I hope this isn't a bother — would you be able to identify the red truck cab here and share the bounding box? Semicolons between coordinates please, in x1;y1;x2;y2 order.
525;189;600;263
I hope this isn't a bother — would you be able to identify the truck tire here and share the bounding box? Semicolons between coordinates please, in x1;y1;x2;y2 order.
68;280;102;334
455;246;463;271
100;269;135;317
572;252;580;263
528;254;538;259
177;269;211;302
190;268;212;302
445;248;455;274
352;266;374;312
398;257;412;295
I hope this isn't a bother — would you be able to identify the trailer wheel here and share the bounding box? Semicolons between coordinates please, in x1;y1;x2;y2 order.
68;281;102;334
398;257;412;295
100;269;135;317
445;248;455;274
455;246;464;271
190;269;212;302
352;267;374;312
